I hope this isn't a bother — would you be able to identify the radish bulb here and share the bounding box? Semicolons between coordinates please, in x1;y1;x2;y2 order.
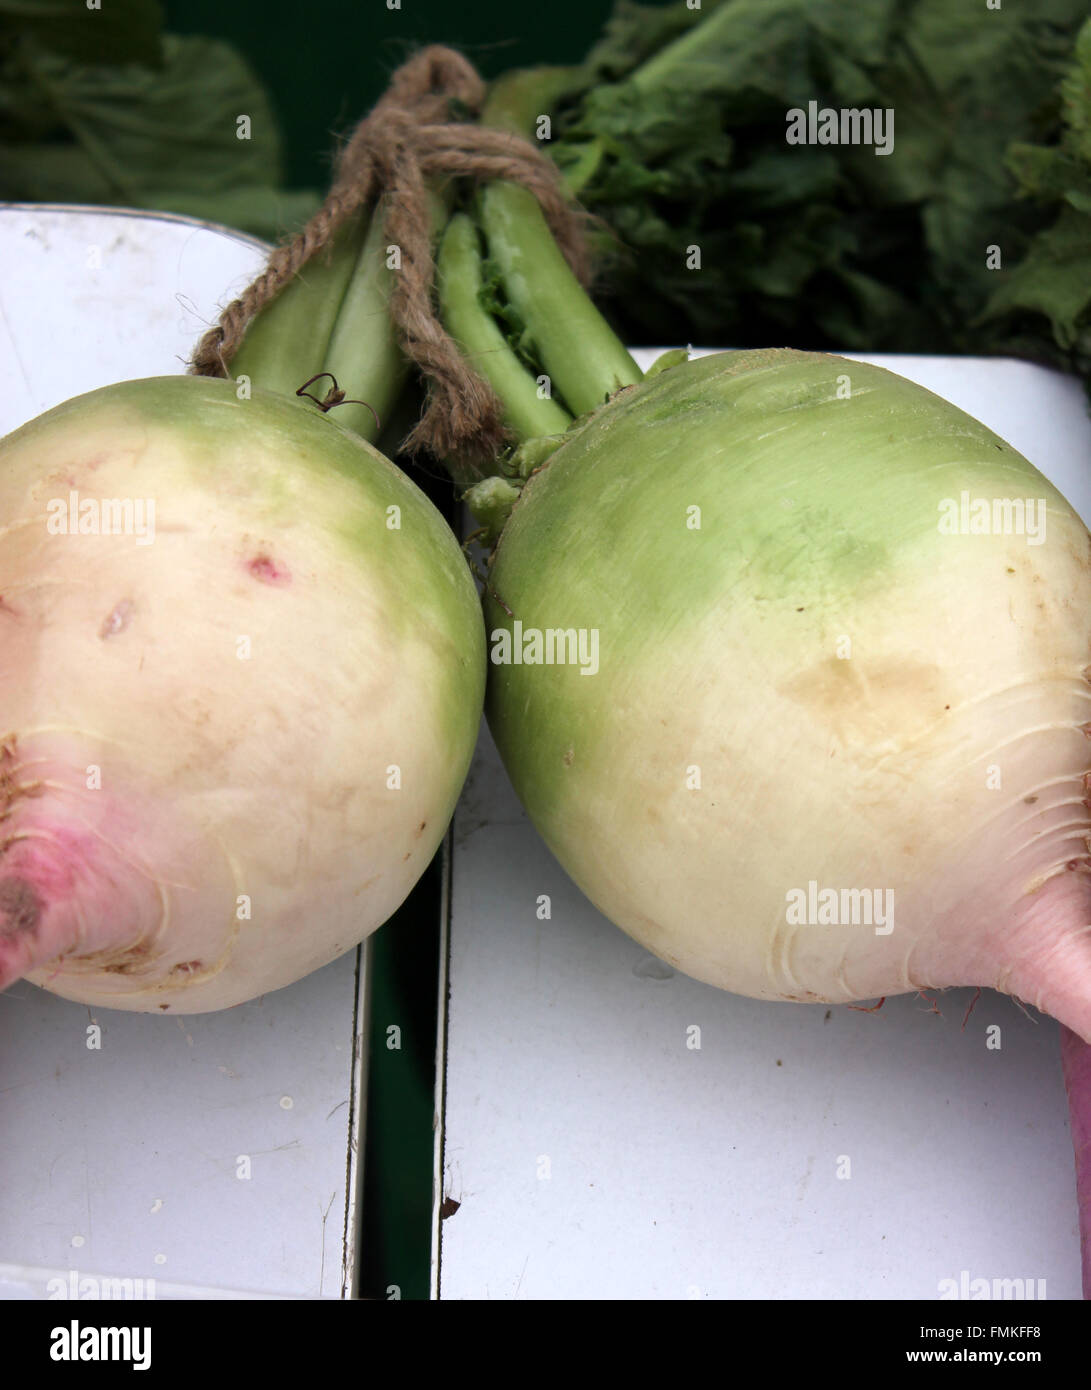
0;225;484;1011
483;349;1091;1041
440;193;1091;1039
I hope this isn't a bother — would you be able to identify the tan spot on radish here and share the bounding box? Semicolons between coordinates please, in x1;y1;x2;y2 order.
89;937;154;976
779;656;945;746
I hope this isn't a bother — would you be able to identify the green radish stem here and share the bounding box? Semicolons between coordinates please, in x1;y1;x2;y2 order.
227;211;371;405
317;197;410;441
437;213;572;442
320;188;453;441
227;188;453;443
474;181;642;417
480;68;604;198
479;66;589;141
625;0;729;93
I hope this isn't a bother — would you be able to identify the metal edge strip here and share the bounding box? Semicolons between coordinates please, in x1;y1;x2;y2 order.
0;200;271;252
429;829;454;1300
342;938;373;1299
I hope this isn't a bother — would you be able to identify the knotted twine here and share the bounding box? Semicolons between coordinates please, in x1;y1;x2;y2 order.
189;46;591;462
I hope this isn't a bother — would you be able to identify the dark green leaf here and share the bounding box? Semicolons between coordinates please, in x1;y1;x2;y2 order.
985;206;1091;351
982;17;1091;389
0;32;316;238
531;0;1091;393
0;0;163;68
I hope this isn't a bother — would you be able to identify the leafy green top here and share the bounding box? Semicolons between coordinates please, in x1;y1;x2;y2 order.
510;0;1091;393
0;0;318;239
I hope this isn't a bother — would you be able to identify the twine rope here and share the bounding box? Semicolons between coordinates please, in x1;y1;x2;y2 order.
189;46;590;460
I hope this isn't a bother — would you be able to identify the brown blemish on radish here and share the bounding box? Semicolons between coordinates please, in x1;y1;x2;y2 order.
0;878;41;938
247;555;291;587
99;599;134;639
170;960;203;975
86;935;153;975
0;595;19;619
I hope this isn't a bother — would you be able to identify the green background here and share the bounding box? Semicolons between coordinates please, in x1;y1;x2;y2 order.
165;0;623;190
161;0;629;1300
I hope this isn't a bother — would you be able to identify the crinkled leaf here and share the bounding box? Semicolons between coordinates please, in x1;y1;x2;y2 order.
0;32;318;238
1006;142;1087;203
526;0;1091;383
985;206;1091;351
983;18;1091;388
15;35;282;198
582;0;726;81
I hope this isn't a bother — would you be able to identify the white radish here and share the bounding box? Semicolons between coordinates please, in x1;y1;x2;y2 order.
0;376;484;1012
